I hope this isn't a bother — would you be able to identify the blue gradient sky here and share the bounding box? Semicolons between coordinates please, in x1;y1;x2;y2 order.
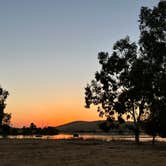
0;0;158;127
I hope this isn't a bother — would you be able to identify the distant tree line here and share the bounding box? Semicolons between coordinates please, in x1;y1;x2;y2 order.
85;1;166;144
0;122;59;136
20;122;59;135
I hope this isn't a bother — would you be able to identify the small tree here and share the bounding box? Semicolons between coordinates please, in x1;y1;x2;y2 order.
0;86;9;127
29;122;37;134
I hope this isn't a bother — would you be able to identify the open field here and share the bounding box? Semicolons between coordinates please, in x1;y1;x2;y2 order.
0;139;166;166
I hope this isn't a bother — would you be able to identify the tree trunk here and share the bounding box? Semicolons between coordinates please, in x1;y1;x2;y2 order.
0;106;4;127
152;136;155;145
135;128;140;144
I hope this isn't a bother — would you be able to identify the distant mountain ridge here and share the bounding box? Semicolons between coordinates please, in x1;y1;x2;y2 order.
56;120;103;133
56;120;134;133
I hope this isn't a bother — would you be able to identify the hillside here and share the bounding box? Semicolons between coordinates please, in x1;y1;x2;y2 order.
56;121;103;133
56;120;134;133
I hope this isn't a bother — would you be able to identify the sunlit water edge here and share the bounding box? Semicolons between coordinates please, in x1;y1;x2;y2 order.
1;134;166;142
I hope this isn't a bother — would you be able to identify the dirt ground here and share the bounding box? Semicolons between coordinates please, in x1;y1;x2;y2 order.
0;139;166;166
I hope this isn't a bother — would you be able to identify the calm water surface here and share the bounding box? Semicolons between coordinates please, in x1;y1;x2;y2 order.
2;134;166;142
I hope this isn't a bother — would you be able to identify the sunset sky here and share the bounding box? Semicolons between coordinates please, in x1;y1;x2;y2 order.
0;0;158;127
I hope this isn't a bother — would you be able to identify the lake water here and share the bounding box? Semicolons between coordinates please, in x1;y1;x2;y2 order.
2;133;166;142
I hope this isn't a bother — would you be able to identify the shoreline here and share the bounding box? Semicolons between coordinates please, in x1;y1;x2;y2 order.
1;133;166;144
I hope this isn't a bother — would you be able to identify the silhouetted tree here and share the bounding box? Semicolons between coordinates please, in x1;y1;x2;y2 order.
98;118;117;132
0;86;9;128
29;122;37;134
29;122;37;130
140;1;166;142
2;113;11;126
1;113;12;136
85;2;166;144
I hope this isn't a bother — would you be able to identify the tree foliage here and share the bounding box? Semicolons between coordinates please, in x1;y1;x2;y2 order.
0;86;10;127
85;2;166;143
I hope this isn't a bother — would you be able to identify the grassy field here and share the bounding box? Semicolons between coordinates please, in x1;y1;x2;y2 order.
0;139;166;166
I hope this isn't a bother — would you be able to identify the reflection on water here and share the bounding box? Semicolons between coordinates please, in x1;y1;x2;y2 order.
1;134;166;142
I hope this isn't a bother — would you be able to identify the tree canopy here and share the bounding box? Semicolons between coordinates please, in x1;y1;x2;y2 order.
85;2;166;143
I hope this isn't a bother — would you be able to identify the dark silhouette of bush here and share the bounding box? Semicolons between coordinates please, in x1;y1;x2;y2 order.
20;123;59;136
1;124;10;137
42;127;59;135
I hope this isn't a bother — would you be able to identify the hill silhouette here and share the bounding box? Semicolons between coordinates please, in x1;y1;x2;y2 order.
56;120;103;133
56;120;134;133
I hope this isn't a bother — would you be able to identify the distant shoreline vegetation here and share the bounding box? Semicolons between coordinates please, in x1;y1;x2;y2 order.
0;123;59;136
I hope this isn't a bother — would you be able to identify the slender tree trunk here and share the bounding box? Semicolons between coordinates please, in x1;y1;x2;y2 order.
135;127;140;144
0;106;4;127
132;105;140;144
134;99;144;144
152;136;155;145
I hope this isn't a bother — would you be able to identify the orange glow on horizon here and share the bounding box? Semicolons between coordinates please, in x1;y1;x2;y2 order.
7;99;101;128
4;84;102;128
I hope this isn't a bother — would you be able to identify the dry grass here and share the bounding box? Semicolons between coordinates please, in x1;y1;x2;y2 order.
0;139;166;166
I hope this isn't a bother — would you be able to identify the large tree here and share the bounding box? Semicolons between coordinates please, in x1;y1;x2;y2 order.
85;2;166;143
139;0;166;141
0;86;9;127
